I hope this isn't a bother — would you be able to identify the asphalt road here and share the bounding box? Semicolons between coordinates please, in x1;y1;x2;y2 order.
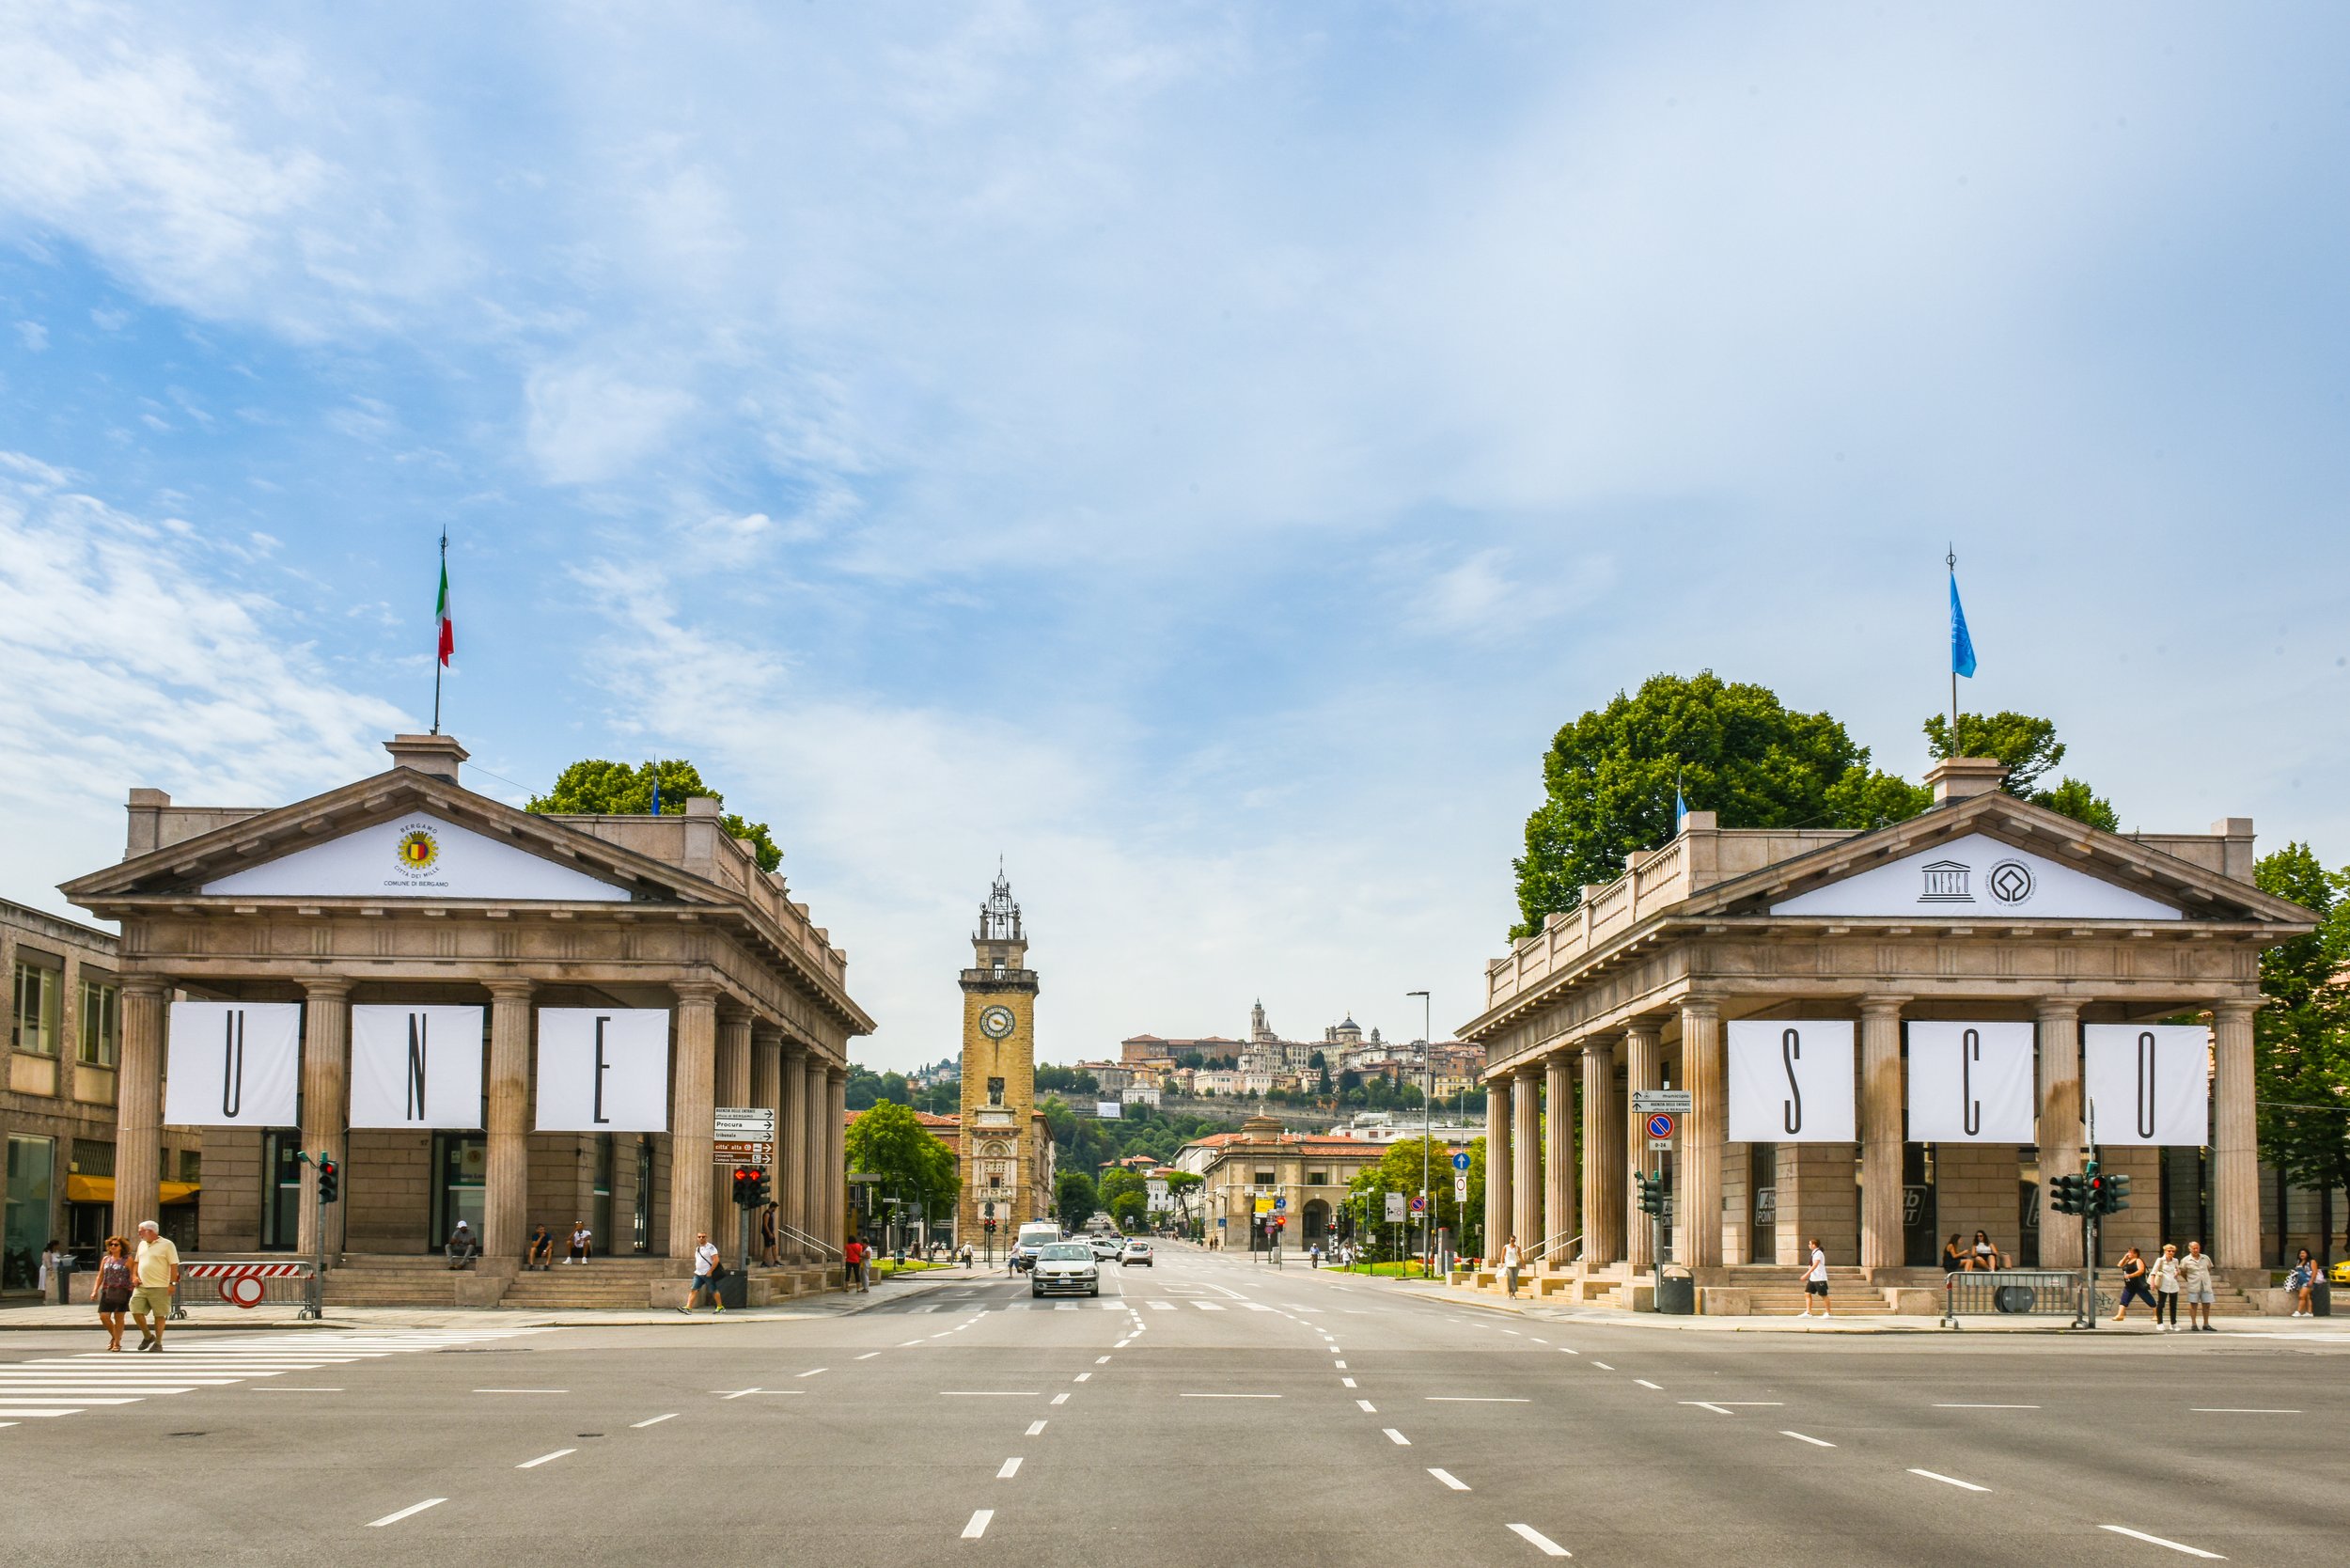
6;1245;2344;1566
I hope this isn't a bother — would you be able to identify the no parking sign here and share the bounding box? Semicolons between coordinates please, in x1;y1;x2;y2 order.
1645;1111;1677;1150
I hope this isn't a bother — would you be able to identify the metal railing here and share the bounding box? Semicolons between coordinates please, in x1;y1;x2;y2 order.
168;1260;319;1321
1528;1231;1583;1266
1940;1268;2088;1328
772;1218;840;1262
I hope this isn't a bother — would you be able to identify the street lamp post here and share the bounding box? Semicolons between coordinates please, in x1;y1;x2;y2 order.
1407;990;1431;1277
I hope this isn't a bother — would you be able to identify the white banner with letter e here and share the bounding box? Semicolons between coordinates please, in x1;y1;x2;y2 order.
163;1001;301;1127
2082;1025;2209;1146
1727;1020;1856;1142
1905;1022;2035;1143
350;1005;484;1129
534;1008;670;1132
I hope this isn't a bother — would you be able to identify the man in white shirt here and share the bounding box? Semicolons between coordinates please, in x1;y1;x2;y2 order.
1799;1237;1831;1318
131;1220;180;1352
681;1231;724;1314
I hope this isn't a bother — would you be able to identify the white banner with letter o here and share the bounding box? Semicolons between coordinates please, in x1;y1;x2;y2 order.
535;1008;670;1132
1727;1020;1855;1142
1904;1022;2035;1143
163;1001;302;1128
2082;1024;2209;1146
351;1006;485;1129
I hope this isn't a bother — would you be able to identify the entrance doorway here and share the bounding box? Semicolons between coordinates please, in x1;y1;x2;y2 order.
259;1131;304;1250
1748;1142;1777;1262
1302;1199;1331;1244
4;1134;55;1291
632;1137;653;1253
1904;1145;1938;1266
430;1133;485;1252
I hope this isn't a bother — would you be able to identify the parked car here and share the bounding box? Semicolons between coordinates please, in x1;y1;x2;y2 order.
2329;1258;2350;1287
1031;1241;1100;1297
1120;1239;1153;1267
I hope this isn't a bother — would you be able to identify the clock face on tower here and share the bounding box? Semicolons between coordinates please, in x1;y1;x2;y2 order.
979;1005;1016;1040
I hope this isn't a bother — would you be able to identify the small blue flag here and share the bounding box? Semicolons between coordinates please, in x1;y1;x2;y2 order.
1949;570;1978;680
1673;775;1687;832
649;765;663;817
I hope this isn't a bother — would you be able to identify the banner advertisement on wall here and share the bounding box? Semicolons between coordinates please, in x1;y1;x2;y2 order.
1904;1022;2036;1143
350;1005;486;1129
1727;1020;1856;1143
534;1008;671;1132
2082;1024;2211;1146
163;1001;302;1128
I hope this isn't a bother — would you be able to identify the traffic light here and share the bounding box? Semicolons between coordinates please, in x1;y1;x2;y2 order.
2047;1173;2084;1215
2095;1172;2132;1215
1635;1172;1666;1217
316;1156;338;1205
731;1166;768;1208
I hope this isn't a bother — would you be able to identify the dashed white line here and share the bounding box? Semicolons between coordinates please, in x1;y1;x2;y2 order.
2097;1526;2224;1559
1780;1431;1836;1448
1026;1420;1047;1435
367;1498;446;1528
1590;1361;1611;1371
2192;1408;2297;1415
855;1353;882;1360
1634;1379;1662;1390
516;1449;575;1469
474;1388;568;1394
1341;1377;1357;1388
1384;1429;1412;1445
1095;1356;1112;1364
1934;1403;2035;1409
632;1414;678;1428
962;1510;994;1540
1508;1522;1572;1557
797;1368;828;1378
1180;1393;1280;1399
1073;1373;1090;1383
1051;1392;1070;1405
1429;1467;1471;1491
1431;1396;1530;1403
1908;1469;1990;1493
996;1457;1023;1479
1356;1400;1377;1412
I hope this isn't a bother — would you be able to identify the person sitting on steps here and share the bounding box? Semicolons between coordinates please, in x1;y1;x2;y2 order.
445;1220;479;1270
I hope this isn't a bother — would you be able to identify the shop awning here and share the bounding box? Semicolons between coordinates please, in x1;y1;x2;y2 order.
64;1175;200;1206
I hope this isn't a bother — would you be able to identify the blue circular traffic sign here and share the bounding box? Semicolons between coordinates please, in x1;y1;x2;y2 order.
1451;1152;1471;1171
1645;1112;1676;1140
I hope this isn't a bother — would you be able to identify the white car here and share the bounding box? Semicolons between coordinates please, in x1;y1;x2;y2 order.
1031;1242;1100;1297
1089;1235;1123;1262
1120;1240;1153;1267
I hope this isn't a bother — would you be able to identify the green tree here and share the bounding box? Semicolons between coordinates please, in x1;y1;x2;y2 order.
1099;1168;1147;1211
1109;1191;1149;1231
1923;712;2118;831
1512;672;1922;937
2253;844;2350;1256
843;1101;958;1229
1346;1135;1484;1261
528;757;782;873
1054;1170;1101;1231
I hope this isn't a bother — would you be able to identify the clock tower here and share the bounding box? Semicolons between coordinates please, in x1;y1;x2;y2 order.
959;868;1041;1247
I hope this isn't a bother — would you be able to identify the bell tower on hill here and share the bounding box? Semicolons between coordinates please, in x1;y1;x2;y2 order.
959;868;1041;1246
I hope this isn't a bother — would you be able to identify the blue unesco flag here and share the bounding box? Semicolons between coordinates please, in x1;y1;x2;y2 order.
1949;568;1978;680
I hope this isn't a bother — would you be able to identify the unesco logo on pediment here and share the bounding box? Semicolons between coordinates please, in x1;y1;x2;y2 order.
1919;859;1972;902
1985;860;2035;905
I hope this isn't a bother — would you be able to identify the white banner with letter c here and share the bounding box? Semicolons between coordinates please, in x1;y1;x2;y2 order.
1727;1020;1855;1143
350;1005;485;1129
534;1008;670;1132
1904;1022;2035;1143
163;1001;302;1128
2082;1024;2209;1146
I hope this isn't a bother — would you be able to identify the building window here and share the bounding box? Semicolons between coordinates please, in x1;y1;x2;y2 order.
987;1076;1006;1107
71;1139;115;1179
1308;1171;1326;1186
11;960;60;1056
1254;1170;1276;1187
179;1151;201;1184
78;980;118;1068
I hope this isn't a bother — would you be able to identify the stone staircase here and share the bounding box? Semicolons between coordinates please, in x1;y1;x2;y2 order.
1706;1266;1903;1316
322;1253;508;1309
500;1258;678;1310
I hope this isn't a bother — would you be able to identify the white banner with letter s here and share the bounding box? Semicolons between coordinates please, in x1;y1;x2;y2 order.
534;1008;670;1132
1904;1022;2035;1143
2082;1025;2209;1146
163;1001;301;1128
351;1006;485;1129
1727;1020;1856;1143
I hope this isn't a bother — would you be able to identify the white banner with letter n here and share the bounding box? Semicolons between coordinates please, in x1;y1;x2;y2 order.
163;1001;302;1128
2082;1024;2210;1145
351;1006;484;1129
534;1008;670;1132
1904;1022;2035;1143
1727;1020;1856;1142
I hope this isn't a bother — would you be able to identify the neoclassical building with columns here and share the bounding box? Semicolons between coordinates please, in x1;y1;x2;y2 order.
1465;758;2314;1307
61;733;873;1307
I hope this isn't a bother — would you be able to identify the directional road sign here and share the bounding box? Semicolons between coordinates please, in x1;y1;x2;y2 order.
713;1139;775;1165
1453;1174;1468;1201
1452;1152;1471;1171
715;1106;776;1140
1631;1090;1691;1115
1385;1192;1407;1223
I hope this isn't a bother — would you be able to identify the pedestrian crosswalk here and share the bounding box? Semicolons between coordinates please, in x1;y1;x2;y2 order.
0;1326;550;1428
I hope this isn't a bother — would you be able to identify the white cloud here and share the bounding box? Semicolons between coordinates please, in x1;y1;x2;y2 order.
14;320;45;351
525;361;696;485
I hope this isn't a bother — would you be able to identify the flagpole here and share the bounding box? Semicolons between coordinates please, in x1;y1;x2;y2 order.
1945;543;1957;748
432;529;446;735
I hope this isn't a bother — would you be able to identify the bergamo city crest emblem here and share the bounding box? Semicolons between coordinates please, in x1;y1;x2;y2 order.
394;825;441;876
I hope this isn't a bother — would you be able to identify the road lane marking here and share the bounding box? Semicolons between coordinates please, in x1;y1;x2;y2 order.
1180;1393;1279;1398
1429;1468;1470;1491
632;1414;677;1428
1334;1361;1347;1369
517;1449;574;1468
717;1388;764;1400
901;1341;927;1347
367;1499;446;1528
1558;1348;1577;1355
1508;1522;1572;1558
0;1397;141;1405
962;1510;994;1540
1590;1362;1611;1370
1384;1429;1411;1445
1051;1392;1070;1405
856;1353;881;1360
1501;1329;1521;1336
1073;1373;1090;1383
1357;1400;1377;1412
2192;1408;2297;1414
1151;1302;1173;1309
1193;1302;1226;1310
1431;1397;1530;1403
1908;1469;1990;1493
1026;1420;1047;1435
252;1388;343;1393
475;1388;568;1394
1934;1403;2035;1409
1634;1380;1662;1390
797;1368;828;1377
1341;1378;1357;1388
1095;1356;1111;1364
2098;1526;2224;1559
940;1391;1039;1397
1781;1431;1836;1448
0;1408;82;1418
997;1457;1022;1479
1682;1402;1734;1415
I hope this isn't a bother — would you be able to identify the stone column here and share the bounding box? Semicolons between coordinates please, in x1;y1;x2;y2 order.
1623;1019;1661;1271
826;1067;848;1260
298;980;352;1259
1512;1065;1542;1252
778;1043;809;1261
1483;1075;1512;1260
114;979;170;1235
712;1010;753;1244
2035;999;2084;1268
1681;1000;1724;1269
483;981;535;1261
2212;1001;2261;1272
1543;1051;1575;1263
802;1054;830;1258
1858;997;1907;1272
1581;1037;1622;1264
666;982;719;1259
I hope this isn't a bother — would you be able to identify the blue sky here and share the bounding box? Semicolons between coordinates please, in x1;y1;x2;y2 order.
4;4;2346;1071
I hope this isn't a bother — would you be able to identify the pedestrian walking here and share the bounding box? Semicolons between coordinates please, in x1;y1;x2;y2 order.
129;1219;179;1353
760;1202;779;1266
680;1231;725;1314
525;1224;555;1271
90;1236;133;1351
1800;1237;1831;1317
1501;1234;1522;1298
568;1221;592;1264
2181;1241;2217;1332
2287;1248;2317;1317
2149;1242;2183;1330
845;1237;869;1292
38;1238;65;1301
2113;1246;2155;1323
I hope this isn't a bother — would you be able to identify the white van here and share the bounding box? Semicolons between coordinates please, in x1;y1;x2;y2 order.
1010;1221;1062;1271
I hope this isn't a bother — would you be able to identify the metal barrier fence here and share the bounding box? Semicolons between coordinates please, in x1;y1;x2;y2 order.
1941;1268;2087;1328
169;1261;318;1321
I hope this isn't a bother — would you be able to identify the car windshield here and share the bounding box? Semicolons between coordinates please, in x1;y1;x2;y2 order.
1040;1244;1091;1261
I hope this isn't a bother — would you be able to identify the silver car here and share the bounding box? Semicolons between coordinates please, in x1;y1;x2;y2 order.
1031;1241;1100;1297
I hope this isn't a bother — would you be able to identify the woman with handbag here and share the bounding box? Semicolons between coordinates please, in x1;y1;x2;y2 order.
89;1235;135;1351
2287;1248;2317;1317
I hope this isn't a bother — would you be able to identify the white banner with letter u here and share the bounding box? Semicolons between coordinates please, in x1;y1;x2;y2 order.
1727;1020;1855;1142
534;1008;670;1132
163;1001;302;1128
351;1005;485;1129
2082;1025;2209;1145
1905;1022;2036;1143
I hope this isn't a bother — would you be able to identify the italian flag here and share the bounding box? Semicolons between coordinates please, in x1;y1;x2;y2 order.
435;556;454;666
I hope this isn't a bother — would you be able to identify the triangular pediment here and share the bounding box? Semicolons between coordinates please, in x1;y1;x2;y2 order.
1768;832;2181;919
201;809;631;902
